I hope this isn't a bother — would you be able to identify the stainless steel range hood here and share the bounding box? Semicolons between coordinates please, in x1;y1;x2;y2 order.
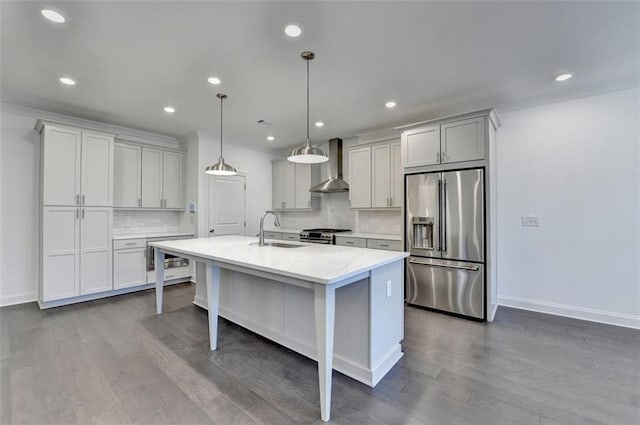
309;138;349;193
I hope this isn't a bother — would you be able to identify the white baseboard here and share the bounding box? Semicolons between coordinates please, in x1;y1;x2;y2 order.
0;291;37;307
498;295;640;329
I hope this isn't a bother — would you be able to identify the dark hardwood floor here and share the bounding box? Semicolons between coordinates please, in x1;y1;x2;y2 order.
1;283;638;425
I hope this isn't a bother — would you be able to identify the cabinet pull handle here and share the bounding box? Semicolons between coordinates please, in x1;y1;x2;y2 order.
437;152;441;162
390;197;393;206
380;244;389;247
138;198;141;207
125;242;137;246
81;194;85;205
76;208;79;219
81;208;85;218
76;194;80;205
346;241;354;244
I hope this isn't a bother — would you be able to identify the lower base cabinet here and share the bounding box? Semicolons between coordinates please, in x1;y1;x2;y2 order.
113;248;147;289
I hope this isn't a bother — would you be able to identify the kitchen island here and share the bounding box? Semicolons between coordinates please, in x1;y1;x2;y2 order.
150;235;408;422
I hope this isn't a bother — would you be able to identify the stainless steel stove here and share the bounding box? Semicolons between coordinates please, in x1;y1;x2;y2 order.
299;228;351;244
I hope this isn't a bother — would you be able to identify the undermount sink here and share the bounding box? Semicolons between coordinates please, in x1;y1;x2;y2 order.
250;242;304;248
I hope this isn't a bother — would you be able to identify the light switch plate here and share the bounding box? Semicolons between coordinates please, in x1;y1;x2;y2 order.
188;202;197;213
386;280;392;298
522;215;540;227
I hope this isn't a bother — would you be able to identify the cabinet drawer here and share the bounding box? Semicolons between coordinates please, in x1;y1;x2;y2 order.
263;231;281;240
113;238;147;250
335;236;367;248
366;239;401;251
281;232;300;241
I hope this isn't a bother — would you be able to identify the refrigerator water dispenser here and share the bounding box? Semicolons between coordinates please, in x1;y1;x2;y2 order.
411;217;434;249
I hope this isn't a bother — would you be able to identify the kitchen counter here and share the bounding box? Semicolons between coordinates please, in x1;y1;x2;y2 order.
341;232;401;241
113;231;194;240
151;235;407;422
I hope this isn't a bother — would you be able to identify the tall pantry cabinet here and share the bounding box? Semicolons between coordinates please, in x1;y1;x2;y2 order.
36;121;114;303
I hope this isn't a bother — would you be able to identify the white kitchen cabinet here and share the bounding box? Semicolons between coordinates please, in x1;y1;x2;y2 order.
371;145;390;208
114;143;141;208
140;148;184;209
113;248;147;289
40;124;114;207
401;126;440;168
390;142;402;207
441;117;486;164
141;147;163;208
349;140;401;209
294;163;312;209
42;207;80;301
400;116;487;168
273;161;314;210
348;146;372;208
41;206;113;301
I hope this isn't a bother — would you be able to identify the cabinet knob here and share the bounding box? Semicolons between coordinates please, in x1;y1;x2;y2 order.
209;229;215;234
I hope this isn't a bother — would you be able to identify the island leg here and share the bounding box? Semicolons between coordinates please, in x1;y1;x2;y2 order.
154;248;165;314
314;284;336;422
206;263;221;350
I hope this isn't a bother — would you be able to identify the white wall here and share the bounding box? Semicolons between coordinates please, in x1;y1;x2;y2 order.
497;87;640;328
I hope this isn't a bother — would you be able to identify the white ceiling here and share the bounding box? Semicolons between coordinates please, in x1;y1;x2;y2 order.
2;1;639;152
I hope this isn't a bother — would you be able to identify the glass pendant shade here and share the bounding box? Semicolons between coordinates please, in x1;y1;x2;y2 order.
205;93;238;175
288;51;328;164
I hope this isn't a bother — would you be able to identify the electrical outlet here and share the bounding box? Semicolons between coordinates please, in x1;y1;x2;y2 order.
522;216;540;227
386;280;392;298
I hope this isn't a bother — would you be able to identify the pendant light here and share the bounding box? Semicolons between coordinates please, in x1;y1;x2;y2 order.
205;93;238;175
287;51;328;164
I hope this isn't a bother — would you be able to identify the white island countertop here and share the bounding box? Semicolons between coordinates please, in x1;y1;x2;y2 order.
150;235;408;285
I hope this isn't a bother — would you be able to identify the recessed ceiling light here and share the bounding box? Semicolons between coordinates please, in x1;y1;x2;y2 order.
164;106;176;113
41;9;65;23
267;136;275;141
385;101;397;108
58;77;76;86
315;121;324;127
284;24;302;38
555;73;573;82
207;77;221;85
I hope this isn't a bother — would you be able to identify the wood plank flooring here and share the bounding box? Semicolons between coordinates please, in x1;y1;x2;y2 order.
1;283;638;425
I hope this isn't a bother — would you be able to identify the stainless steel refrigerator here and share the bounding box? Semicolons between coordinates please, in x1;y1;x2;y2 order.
405;168;485;320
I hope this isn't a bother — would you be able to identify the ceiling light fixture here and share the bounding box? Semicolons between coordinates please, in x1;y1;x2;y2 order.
205;93;238;176
287;51;328;164
284;24;302;38
385;101;397;108
207;77;221;85
163;106;176;113
267;136;275;141
555;73;573;82
59;77;76;86
41;9;65;23
315;121;324;128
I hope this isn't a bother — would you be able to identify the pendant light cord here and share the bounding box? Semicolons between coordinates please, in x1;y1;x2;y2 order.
306;57;310;146
219;96;224;159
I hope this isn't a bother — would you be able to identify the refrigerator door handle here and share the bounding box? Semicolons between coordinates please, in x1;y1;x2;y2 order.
408;258;479;271
442;178;447;252
437;179;442;251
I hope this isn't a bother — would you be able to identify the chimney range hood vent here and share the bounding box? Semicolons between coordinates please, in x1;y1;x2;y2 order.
309;138;349;193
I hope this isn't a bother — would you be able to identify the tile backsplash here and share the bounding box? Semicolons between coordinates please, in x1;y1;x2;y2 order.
279;192;401;235
113;210;183;234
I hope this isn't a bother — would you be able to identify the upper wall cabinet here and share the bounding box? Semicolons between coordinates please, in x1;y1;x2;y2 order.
272;161;318;210
401;116;486;168
114;143;184;210
39;122;114;207
348;140;401;209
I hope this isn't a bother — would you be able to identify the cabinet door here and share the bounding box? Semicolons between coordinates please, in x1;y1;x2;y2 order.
441;117;486;163
371;144;390;208
141;148;163;208
401;126;440;168
162;151;184;209
80;207;113;295
42;126;81;206
390;141;402;208
114;143;141;208
348;146;371;208
42;207;80;301
113;248;147;289
294;163;312;209
81;132;114;207
272;162;285;209
282;162;295;209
